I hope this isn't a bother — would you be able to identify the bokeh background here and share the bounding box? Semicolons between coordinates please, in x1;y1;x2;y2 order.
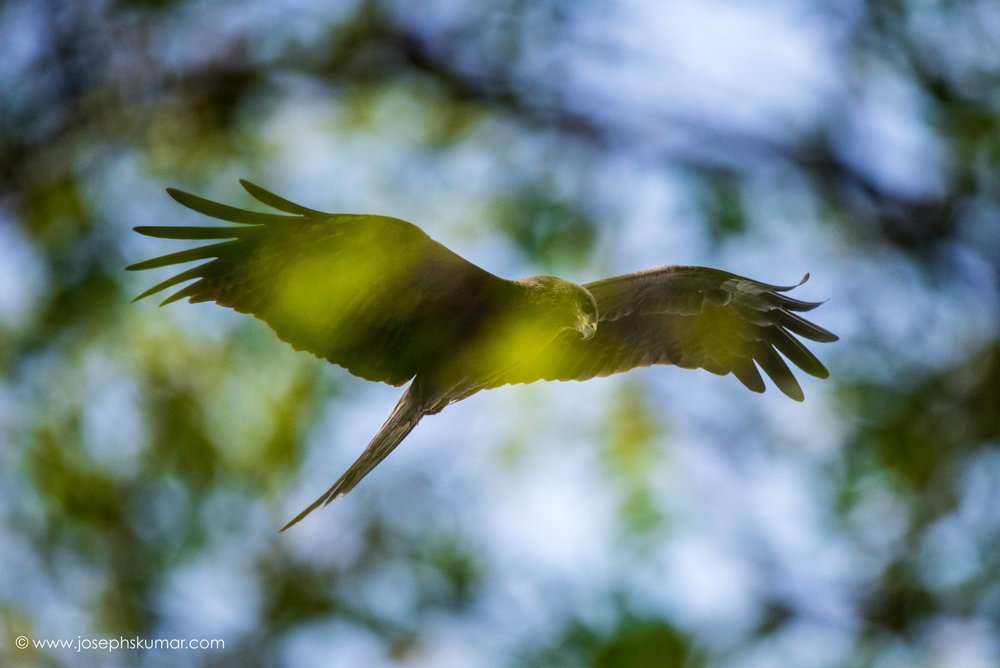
2;0;999;666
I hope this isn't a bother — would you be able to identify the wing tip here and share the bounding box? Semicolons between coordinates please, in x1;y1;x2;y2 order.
124;258;161;271
131;287;158;303
770;272;810;292
238;178;325;216
158;293;186;307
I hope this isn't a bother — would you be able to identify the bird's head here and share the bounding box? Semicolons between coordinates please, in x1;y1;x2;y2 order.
519;276;599;340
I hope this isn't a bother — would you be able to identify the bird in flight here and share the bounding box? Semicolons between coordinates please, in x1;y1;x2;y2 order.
129;180;838;530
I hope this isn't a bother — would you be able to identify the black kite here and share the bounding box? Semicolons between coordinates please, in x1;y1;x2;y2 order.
128;181;838;530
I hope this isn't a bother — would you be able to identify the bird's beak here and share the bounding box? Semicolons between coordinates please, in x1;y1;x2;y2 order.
580;320;597;340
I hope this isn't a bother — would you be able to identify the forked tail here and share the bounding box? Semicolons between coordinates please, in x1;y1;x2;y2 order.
279;382;428;531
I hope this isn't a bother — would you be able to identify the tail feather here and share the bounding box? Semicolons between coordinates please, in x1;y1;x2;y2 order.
279;384;427;532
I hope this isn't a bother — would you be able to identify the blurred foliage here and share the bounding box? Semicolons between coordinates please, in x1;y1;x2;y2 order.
602;383;664;539
1;0;998;666
527;613;706;668
493;182;598;270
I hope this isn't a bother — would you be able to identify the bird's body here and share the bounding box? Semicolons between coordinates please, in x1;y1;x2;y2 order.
129;180;838;530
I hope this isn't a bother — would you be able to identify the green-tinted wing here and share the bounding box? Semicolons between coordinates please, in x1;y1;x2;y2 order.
498;266;837;400
129;181;510;386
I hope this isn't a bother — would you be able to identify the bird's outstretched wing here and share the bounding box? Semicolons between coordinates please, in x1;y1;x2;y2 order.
496;266;838;400
128;180;512;386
